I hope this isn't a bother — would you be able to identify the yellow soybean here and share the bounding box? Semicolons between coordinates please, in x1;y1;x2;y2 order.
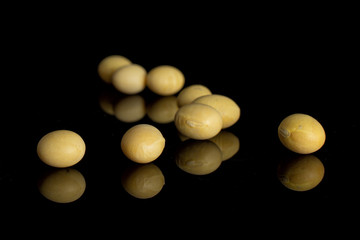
37;130;86;168
112;64;147;94
146;65;185;96
121;124;165;164
174;103;223;140
193;94;240;129
177;84;212;107
278;113;326;154
97;55;132;84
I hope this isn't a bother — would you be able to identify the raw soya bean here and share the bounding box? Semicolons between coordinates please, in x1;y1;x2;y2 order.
193;94;240;129
112;64;147;94
37;130;86;168
174;103;223;140
146;65;185;96
121;124;165;164
177;84;212;107
278;113;326;154
97;55;132;84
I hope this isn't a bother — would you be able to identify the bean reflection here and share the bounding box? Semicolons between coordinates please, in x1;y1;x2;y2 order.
209;130;240;161
114;94;146;123
177;130;190;142
98;87;119;115
38;168;86;203
147;96;179;124
175;139;222;175
177;130;240;162
121;163;165;199
277;154;325;191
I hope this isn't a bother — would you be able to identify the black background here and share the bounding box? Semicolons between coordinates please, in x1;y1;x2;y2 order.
1;5;358;236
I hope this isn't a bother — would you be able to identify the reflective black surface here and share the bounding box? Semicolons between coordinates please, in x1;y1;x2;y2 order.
2;24;358;234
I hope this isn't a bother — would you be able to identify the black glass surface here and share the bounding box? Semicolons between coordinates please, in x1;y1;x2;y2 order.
2;27;357;234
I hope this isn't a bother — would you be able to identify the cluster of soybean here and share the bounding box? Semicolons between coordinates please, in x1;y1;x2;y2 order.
36;54;327;202
96;55;241;163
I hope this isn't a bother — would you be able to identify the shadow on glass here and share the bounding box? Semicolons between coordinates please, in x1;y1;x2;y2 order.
37;168;86;203
121;163;165;199
146;96;179;124
175;139;222;175
98;87;146;123
277;154;325;192
177;130;240;162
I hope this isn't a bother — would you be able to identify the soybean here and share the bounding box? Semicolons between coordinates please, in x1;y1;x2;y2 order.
174;103;223;140
278;113;326;154
121;124;165;164
146;65;185;96
37;130;86;168
177;84;212;107
97;55;132;84
193;94;240;129
112;64;147;94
